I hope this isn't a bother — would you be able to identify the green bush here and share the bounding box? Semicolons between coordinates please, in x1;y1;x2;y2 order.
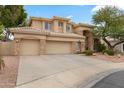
84;50;93;56
103;50;115;56
0;35;5;41
0;23;4;35
97;43;106;52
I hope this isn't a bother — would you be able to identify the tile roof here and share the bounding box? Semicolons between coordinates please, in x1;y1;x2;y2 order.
9;27;84;39
9;27;41;32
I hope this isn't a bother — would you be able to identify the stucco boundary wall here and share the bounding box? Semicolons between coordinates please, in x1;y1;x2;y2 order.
0;41;14;56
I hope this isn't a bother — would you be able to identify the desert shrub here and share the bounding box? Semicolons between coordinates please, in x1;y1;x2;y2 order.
84;50;93;56
97;43;106;52
103;50;115;56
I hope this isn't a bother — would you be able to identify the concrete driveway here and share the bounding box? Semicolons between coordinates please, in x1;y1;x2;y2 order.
16;55;124;88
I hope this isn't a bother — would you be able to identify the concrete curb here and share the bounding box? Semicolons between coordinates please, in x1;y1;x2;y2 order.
77;68;124;88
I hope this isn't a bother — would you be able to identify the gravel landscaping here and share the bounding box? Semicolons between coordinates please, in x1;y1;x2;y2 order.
90;53;124;63
0;56;19;88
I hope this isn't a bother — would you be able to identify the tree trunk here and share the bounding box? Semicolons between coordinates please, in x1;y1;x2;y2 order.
102;37;114;50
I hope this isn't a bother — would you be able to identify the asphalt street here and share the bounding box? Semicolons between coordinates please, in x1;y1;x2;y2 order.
92;70;124;88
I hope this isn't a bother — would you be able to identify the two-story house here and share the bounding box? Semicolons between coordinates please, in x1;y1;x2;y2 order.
9;16;94;56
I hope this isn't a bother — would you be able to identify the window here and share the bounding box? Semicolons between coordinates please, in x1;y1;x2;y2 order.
58;22;63;27
66;25;71;32
45;22;52;31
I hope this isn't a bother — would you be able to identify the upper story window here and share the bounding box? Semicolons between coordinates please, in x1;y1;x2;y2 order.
45;22;52;31
58;22;63;28
66;25;71;32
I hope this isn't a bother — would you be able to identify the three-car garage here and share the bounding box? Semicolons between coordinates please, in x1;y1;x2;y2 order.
10;28;84;56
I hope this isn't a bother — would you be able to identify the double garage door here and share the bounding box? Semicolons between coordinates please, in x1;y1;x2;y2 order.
20;39;72;55
46;41;71;54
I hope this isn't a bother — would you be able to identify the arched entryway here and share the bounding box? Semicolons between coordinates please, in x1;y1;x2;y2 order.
83;30;94;50
93;38;100;52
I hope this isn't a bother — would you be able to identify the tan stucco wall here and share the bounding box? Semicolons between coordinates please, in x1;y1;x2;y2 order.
87;32;94;50
13;33;46;40
0;41;14;56
53;20;59;32
40;39;46;54
47;36;84;42
31;20;42;30
73;26;94;50
30;18;73;33
74;26;92;34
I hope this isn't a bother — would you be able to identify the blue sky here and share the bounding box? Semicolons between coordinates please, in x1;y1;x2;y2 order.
24;5;96;24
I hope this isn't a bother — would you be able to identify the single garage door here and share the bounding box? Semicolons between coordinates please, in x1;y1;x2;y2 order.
46;41;72;54
20;39;40;55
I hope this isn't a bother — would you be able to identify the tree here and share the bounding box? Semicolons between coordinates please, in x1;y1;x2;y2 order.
0;5;27;71
0;5;27;27
92;6;124;51
0;23;5;71
0;22;4;40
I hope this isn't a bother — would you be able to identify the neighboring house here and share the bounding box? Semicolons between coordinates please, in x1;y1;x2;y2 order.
9;16;94;56
100;37;124;54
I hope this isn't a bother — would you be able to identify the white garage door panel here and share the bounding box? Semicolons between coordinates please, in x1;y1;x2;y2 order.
20;39;40;55
46;41;71;54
